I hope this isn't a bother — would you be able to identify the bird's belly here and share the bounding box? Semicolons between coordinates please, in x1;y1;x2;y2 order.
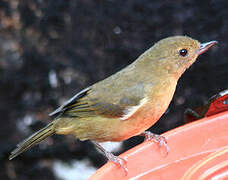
110;102;170;141
57;98;170;142
91;99;171;142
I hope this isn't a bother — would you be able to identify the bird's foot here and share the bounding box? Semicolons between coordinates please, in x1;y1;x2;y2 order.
92;141;128;175
105;151;128;175
141;131;169;156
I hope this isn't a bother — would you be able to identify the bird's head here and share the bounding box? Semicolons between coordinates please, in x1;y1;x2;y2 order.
139;36;217;78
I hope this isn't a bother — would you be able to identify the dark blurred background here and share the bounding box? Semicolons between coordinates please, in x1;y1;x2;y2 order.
0;0;227;179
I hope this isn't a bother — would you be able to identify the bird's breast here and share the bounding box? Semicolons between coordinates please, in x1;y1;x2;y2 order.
108;78;178;141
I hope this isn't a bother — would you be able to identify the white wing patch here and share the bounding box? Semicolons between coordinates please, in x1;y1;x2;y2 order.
120;98;147;120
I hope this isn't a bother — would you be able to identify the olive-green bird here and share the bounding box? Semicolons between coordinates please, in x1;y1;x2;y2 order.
9;36;217;172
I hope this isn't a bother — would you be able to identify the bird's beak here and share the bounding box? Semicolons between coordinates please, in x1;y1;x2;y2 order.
197;41;218;55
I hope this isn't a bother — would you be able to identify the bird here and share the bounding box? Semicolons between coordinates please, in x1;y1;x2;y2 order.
9;36;217;173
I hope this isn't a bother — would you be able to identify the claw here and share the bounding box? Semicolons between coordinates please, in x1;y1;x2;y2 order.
106;152;128;175
92;141;128;176
142;131;170;156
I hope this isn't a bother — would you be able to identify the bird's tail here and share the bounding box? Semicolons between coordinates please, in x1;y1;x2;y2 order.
9;122;55;160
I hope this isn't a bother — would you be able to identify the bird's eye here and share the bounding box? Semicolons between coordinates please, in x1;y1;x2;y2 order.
179;49;188;57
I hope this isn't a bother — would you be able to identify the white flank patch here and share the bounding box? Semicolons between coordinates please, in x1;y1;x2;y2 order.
120;98;147;120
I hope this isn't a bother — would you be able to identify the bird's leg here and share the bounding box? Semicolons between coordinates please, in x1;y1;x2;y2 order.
92;141;128;175
140;131;169;155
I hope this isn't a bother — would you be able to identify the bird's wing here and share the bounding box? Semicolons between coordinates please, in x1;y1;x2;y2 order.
49;87;92;117
49;82;146;119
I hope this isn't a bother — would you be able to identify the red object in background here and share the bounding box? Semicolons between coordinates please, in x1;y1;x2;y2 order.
185;89;228;123
205;90;228;116
89;91;228;180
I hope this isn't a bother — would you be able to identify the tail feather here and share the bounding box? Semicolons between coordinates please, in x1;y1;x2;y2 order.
9;123;55;160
